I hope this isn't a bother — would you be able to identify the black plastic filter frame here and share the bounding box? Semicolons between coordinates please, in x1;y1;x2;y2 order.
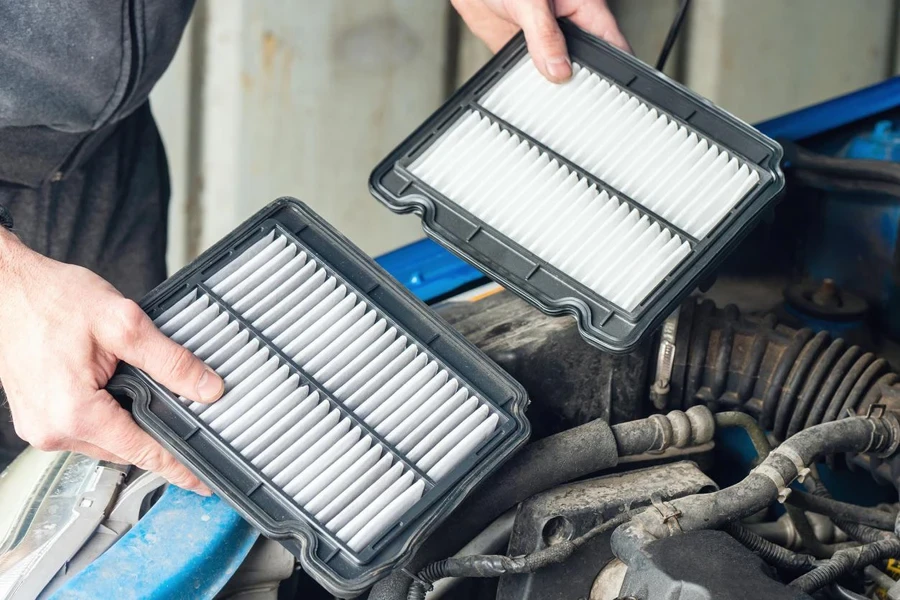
369;20;785;354
110;198;530;598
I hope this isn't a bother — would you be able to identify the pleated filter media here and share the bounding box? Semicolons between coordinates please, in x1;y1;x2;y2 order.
114;199;529;597
371;21;785;353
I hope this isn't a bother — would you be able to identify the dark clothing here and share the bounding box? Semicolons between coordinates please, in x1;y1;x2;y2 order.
0;1;194;188
1;104;169;299
0;0;194;462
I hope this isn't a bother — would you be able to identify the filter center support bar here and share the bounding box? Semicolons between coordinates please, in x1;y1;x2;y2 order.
194;281;435;485
401;104;699;246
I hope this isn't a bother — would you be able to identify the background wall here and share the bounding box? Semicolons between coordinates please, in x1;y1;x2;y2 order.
152;0;900;272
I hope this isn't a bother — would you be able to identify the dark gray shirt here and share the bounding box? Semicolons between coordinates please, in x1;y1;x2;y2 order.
0;0;194;186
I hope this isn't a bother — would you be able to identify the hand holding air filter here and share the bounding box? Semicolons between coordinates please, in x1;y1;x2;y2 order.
113;199;529;597
371;19;784;353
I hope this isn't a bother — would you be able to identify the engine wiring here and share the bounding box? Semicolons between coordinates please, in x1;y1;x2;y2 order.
655;0;693;71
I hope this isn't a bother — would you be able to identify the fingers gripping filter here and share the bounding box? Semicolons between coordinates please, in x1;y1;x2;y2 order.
110;199;529;597
370;20;785;353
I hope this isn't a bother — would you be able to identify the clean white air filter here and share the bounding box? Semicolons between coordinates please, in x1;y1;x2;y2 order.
120;199;529;597
479;60;761;240
153;231;499;551
409;110;693;311
371;21;784;353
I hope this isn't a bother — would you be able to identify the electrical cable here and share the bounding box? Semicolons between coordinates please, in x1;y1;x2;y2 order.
407;511;632;600
786;491;898;532
655;0;692;71
790;535;900;594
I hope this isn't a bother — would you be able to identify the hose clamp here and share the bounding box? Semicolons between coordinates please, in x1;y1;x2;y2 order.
650;494;683;535
866;406;900;458
650;309;680;410
774;446;810;484
751;464;791;502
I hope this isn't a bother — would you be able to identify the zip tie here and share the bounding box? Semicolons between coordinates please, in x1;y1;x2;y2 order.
774;446;810;483
752;464;791;502
402;567;434;591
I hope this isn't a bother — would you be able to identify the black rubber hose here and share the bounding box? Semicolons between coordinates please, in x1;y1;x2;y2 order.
781;139;900;187
669;299;900;449
786;491;898;532
833;519;890;545
723;522;816;572
369;417;621;600
790;536;900;594
610;406;714;456
715;411;771;459
613;416;899;556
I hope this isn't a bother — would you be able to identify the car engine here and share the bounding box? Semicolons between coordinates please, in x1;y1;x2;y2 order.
350;123;900;600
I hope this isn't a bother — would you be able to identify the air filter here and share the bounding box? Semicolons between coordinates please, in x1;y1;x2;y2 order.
110;199;529;597
370;20;785;353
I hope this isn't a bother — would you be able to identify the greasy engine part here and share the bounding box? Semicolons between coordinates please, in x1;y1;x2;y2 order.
437;291;650;437
495;461;715;600
781;279;871;348
615;530;812;600
367;407;715;600
611;414;900;587
615;415;899;543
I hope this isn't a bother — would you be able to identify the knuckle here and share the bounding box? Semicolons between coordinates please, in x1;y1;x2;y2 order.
535;21;562;45
55;404;86;438
164;344;200;383
12;418;31;442
112;299;147;346
168;468;199;490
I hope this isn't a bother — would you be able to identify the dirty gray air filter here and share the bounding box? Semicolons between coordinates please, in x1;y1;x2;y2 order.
109;199;529;597
370;20;785;353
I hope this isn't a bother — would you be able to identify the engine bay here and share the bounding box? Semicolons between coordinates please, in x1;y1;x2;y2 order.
354;109;900;600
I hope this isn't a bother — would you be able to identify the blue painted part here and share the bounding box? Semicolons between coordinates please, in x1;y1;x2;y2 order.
844;120;900;161
803;116;900;337
52;487;258;600
66;76;900;598
375;238;485;303
755;76;900;142
781;305;866;340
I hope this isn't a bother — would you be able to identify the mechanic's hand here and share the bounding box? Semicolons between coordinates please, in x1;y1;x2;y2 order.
0;229;224;495
452;0;630;83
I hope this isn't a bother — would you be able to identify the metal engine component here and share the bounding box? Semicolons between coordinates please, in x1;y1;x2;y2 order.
437;291;651;437
215;537;295;600
0;451;127;600
495;462;715;600
744;510;844;549
617;530;812;599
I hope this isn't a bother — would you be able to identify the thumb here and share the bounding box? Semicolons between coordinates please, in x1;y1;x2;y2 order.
104;300;225;403
518;0;572;82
